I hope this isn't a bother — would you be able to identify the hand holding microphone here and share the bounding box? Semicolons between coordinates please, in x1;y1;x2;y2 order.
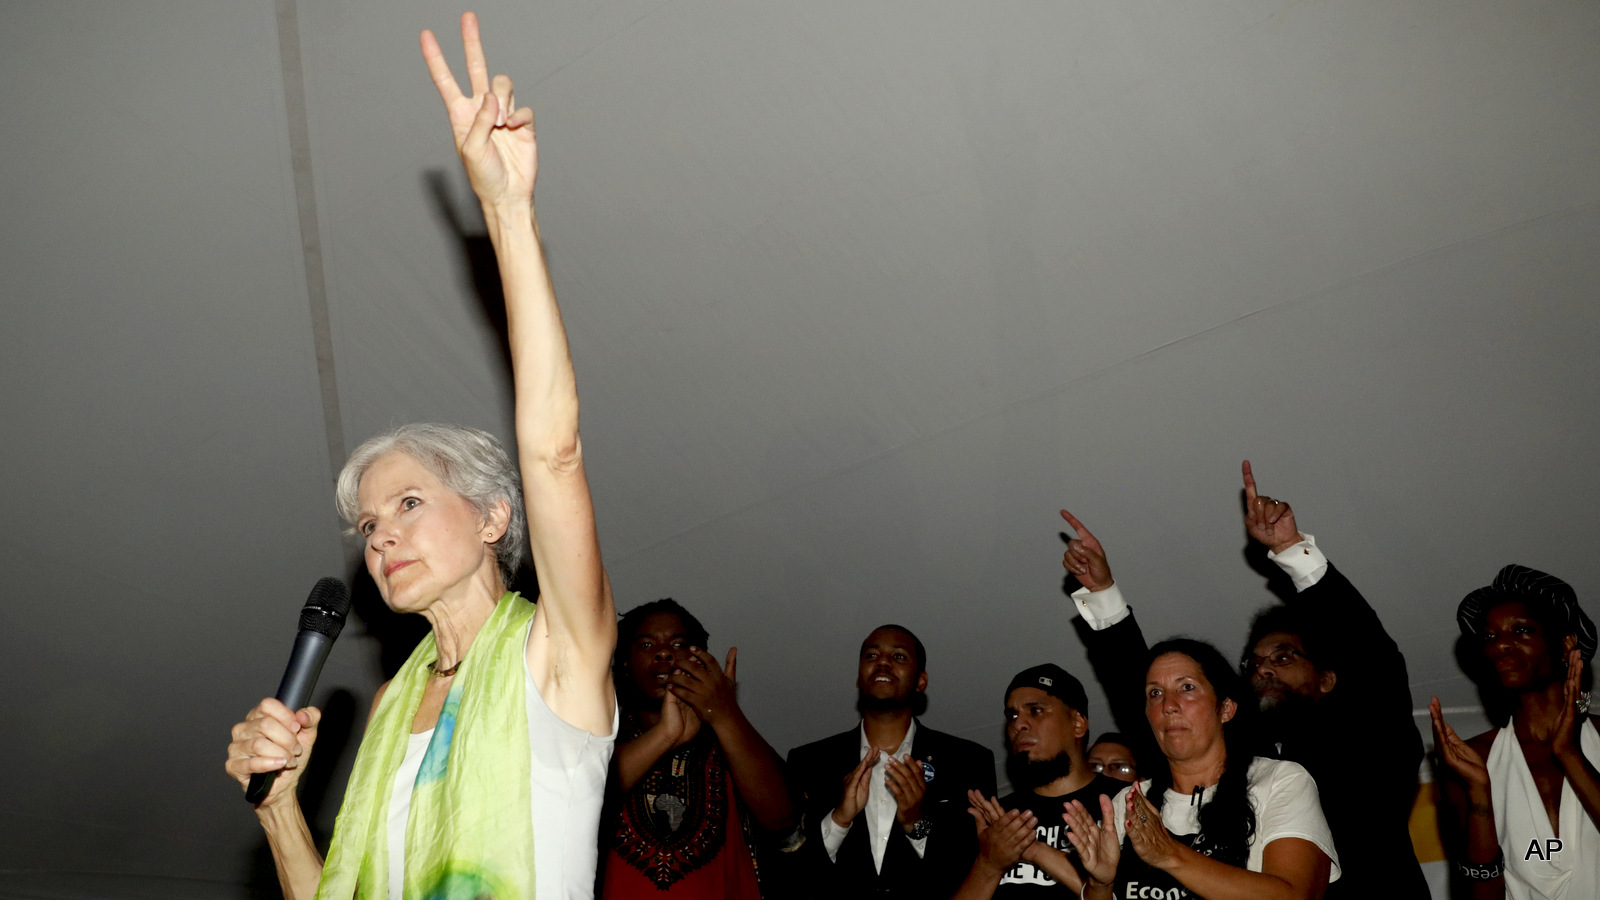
225;577;351;807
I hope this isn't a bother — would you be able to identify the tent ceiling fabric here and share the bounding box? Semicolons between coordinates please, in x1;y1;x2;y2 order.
2;0;1597;894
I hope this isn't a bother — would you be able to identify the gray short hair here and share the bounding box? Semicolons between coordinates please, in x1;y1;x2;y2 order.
334;423;526;582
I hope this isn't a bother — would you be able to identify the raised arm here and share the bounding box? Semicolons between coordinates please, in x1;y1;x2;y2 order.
421;14;615;731
1241;460;1303;555
1061;510;1156;763
1241;462;1415;718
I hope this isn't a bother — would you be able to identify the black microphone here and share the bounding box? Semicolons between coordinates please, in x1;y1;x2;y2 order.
245;576;352;804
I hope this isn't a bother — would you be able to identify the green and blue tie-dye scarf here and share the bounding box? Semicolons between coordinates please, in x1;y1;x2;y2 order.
316;592;536;900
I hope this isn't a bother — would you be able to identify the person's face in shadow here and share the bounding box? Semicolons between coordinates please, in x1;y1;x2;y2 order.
1246;631;1335;712
1086;740;1137;783
626;611;692;704
1482;601;1574;692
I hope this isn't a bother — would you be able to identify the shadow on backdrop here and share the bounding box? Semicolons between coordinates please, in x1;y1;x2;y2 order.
424;168;513;388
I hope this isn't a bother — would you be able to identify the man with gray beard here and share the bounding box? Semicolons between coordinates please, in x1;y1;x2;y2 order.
1060;461;1430;899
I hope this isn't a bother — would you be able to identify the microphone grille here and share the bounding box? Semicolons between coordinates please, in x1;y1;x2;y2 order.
299;577;352;639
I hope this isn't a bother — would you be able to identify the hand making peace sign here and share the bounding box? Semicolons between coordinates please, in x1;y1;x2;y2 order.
420;12;537;206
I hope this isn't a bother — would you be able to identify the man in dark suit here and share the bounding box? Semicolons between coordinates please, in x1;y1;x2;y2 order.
786;624;997;900
1059;461;1429;899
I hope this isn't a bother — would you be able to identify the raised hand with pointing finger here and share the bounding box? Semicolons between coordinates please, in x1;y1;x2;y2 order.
1241;460;1303;554
1060;509;1116;593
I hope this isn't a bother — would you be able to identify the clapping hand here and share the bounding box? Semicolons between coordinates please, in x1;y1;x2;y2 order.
970;805;1038;874
657;685;702;749
1549;649;1586;767
1060;510;1115;592
886;754;928;831
832;748;879;827
971;791;1054;866
1242;461;1302;554
967;789;1005;827
1062;794;1120;888
1430;697;1489;790
665;647;740;728
420;13;537;207
1124;785;1182;870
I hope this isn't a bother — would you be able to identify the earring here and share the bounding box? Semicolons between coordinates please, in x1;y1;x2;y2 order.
1579;691;1592;716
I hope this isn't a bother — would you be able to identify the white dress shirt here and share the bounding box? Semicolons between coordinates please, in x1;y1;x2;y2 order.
819;719;929;871
1071;534;1329;629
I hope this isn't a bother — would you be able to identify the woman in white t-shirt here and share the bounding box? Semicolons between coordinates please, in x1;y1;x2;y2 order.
1064;639;1339;900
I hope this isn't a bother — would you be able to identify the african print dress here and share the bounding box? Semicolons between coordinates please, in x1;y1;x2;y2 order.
599;725;762;899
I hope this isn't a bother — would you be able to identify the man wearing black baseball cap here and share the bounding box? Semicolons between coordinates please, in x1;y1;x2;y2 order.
953;664;1124;900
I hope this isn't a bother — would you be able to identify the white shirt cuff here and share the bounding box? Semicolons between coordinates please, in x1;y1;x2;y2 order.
909;834;928;857
1266;533;1328;592
1071;582;1130;631
820;809;850;861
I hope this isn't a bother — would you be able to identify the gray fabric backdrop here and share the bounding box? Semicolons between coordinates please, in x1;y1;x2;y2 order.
2;0;1597;895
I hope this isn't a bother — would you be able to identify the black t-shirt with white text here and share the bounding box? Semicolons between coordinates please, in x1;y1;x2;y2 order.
994;775;1125;896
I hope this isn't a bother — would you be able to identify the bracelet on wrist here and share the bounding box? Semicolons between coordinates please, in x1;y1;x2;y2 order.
1455;850;1504;882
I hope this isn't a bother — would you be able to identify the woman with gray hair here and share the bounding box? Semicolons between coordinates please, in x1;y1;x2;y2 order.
224;13;617;900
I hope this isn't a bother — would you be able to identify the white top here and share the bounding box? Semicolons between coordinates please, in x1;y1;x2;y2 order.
387;731;434;900
387;617;619;900
819;719;929;870
1487;718;1600;899
1109;757;1341;882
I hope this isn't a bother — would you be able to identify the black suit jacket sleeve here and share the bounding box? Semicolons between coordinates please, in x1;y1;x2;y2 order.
1073;606;1159;768
785;733;850;896
912;731;996;900
1285;562;1422;780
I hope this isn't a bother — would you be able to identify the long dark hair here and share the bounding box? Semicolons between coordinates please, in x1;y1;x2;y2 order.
1143;638;1260;866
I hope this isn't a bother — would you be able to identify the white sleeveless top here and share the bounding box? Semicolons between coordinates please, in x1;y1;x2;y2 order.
1487;719;1600;900
387;617;618;900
